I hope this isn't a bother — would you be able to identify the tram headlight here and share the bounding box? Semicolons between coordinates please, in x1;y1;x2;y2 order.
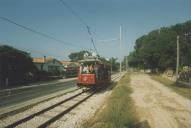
83;76;87;81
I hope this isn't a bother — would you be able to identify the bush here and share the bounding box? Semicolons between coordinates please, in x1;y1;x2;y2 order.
0;45;37;88
179;70;191;82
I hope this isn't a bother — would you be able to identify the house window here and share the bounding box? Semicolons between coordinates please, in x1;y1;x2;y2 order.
48;66;53;72
53;60;55;64
41;64;43;70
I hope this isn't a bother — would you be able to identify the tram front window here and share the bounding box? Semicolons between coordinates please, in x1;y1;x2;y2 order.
80;64;95;74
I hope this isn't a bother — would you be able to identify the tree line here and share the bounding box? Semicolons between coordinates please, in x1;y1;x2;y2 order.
127;20;191;72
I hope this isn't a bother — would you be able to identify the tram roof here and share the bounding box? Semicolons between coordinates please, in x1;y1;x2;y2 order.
79;56;102;63
79;56;111;67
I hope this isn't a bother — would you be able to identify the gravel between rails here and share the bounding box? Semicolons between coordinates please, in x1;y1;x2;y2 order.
0;89;83;128
0;72;126;128
47;72;126;128
16;93;92;128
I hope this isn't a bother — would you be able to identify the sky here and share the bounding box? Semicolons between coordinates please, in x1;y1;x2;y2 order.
0;0;191;61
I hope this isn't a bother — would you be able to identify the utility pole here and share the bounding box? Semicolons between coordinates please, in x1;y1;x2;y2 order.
111;59;112;74
126;56;128;71
176;35;179;80
119;26;122;73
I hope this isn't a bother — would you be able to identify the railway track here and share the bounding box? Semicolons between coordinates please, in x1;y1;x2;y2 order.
4;89;93;128
112;72;125;81
0;86;80;119
0;73;124;128
0;88;84;127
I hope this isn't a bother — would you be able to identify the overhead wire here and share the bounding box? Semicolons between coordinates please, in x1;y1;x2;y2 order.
0;16;81;48
0;42;65;59
59;0;99;55
59;0;96;35
86;25;98;53
59;0;87;27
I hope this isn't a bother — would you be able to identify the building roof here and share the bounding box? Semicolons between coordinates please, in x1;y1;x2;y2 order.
61;61;79;67
60;61;72;65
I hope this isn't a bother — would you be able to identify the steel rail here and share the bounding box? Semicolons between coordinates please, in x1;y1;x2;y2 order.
5;90;88;128
0;87;80;119
38;92;95;128
4;73;123;128
38;75;122;127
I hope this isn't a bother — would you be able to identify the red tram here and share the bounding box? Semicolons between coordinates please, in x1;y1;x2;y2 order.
77;56;111;88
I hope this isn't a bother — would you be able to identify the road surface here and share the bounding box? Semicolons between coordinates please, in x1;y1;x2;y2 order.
0;78;77;109
131;74;191;128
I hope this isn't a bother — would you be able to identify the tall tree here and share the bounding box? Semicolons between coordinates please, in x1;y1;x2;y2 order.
68;50;91;62
0;45;36;88
128;20;191;71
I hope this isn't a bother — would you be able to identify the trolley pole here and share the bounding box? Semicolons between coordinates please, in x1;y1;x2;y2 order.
119;26;122;73
176;35;179;80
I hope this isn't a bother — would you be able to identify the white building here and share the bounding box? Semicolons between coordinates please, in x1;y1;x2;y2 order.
60;61;79;68
33;57;64;75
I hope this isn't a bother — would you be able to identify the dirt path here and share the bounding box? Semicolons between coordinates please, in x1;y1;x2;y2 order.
130;74;191;128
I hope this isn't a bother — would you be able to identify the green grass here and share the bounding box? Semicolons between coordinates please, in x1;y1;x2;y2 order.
82;73;138;128
151;75;191;100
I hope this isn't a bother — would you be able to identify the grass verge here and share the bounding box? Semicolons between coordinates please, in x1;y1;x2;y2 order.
82;73;138;128
151;75;191;100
